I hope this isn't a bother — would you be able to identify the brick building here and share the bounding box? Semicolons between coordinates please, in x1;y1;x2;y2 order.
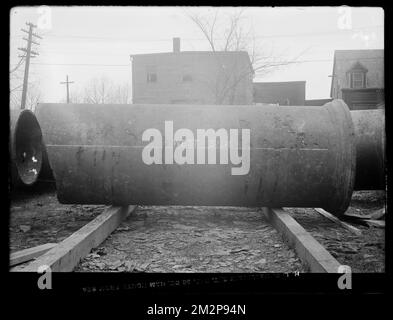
330;49;384;110
131;38;254;105
253;81;306;106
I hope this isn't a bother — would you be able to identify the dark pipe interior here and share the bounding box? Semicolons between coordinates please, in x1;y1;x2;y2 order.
14;111;43;185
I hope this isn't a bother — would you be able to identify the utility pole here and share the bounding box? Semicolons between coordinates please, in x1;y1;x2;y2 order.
60;75;74;103
18;22;41;110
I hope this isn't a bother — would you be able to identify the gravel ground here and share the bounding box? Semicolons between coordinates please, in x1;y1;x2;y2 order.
75;206;306;273
9;182;105;253
285;191;385;273
9;183;385;273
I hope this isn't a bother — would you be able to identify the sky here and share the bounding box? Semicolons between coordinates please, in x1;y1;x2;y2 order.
10;6;384;102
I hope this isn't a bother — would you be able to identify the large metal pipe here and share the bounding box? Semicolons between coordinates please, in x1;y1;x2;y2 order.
35;106;386;192
9;109;43;187
35;100;356;215
351;109;385;190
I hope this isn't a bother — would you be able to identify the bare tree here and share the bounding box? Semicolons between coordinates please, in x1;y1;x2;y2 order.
187;8;305;104
10;80;41;111
58;86;81;104
82;77;111;104
111;83;131;104
10;57;25;77
64;76;131;104
10;57;42;111
68;88;83;104
10;57;27;95
25;82;41;112
188;8;303;74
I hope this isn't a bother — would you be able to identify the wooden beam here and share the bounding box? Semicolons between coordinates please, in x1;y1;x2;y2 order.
369;208;385;220
344;212;373;220
314;208;362;236
364;219;385;228
343;208;385;222
263;207;341;273
10;243;57;267
14;205;136;272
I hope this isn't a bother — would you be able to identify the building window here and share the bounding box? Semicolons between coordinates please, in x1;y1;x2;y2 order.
182;74;192;82
146;66;157;83
351;71;365;89
347;62;367;89
147;73;157;82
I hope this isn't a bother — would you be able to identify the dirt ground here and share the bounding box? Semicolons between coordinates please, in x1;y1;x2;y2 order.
9;182;106;252
285;191;385;273
75;206;305;273
9;183;385;273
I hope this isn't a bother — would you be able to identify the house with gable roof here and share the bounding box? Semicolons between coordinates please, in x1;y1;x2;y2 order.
330;49;384;110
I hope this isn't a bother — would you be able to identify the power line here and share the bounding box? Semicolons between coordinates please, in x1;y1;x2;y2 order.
35;48;385;58
23;56;382;68
10;53;383;69
38;50;128;56
31;62;131;67
10;24;383;42
9;55;383;68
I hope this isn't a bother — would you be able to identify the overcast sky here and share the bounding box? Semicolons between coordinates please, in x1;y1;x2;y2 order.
10;6;384;102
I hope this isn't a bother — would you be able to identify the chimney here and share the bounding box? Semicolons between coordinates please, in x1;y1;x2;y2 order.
173;37;180;53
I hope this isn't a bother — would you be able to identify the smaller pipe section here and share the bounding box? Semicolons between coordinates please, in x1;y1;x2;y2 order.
351;109;385;190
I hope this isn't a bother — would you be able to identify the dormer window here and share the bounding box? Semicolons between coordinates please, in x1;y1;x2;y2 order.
348;61;367;89
351;71;365;88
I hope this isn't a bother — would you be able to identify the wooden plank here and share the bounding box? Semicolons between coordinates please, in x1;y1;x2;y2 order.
343;208;385;221
263;207;341;273
14;205;136;272
344;212;373;220
10;243;57;267
364;219;385;228
369;208;385;220
314;208;362;236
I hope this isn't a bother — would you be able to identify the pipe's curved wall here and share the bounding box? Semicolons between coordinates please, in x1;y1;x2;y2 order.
10;109;43;187
36;100;356;215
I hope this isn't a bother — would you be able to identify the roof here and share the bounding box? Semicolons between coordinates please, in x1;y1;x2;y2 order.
330;49;384;97
130;50;250;58
333;49;384;60
131;50;254;73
